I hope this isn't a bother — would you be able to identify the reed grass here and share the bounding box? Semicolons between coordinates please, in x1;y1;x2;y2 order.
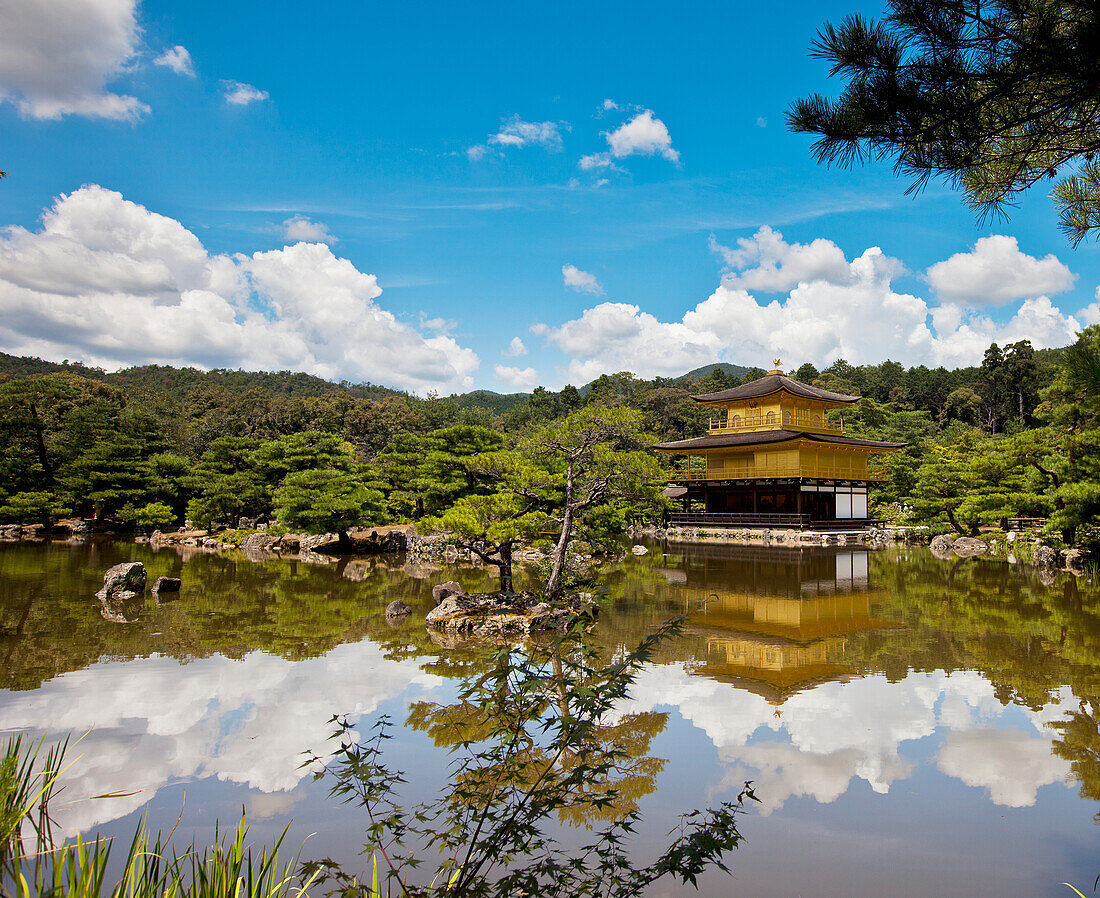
0;733;317;898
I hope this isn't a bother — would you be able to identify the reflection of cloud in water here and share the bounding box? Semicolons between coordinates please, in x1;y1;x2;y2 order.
0;641;442;835
938;729;1070;807
618;664;1072;814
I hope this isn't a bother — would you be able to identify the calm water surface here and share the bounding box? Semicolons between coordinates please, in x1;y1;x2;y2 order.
1;538;1098;896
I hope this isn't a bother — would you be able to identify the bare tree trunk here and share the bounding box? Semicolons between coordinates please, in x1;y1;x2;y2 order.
497;540;514;593
945;507;967;536
544;505;574;601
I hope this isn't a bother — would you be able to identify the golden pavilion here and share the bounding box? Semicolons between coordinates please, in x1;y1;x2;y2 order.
655;361;905;528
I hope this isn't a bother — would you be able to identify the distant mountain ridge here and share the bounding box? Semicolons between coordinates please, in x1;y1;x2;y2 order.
0;352;533;410
676;362;751;383
0;352;750;404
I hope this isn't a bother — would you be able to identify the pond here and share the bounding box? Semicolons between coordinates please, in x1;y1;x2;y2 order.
0;538;1098;896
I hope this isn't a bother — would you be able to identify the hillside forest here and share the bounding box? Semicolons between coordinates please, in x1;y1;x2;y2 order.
1;326;1098;550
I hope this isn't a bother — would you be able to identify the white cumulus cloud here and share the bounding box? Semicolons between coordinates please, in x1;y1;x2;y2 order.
502;336;527;357
926;235;1076;305
562;264;604;295
710;225;854;292
0;185;479;394
154;45;195;77
223;80;269;106
0;0;148;120
535;233;1083;382
282;215;336;245
604;109;679;163
494;364;539;389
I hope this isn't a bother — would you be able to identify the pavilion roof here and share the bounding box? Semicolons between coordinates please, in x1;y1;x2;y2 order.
691;373;861;405
653;430;907;452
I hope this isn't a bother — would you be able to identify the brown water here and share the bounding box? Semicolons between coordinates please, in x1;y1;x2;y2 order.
1;538;1098;896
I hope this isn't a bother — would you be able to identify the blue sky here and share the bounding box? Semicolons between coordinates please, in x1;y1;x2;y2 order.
1;0;1098;394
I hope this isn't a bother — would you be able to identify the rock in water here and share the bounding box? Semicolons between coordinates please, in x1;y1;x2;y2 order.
1034;545;1060;568
385;600;412;618
432;581;464;604
631;545;648;555
1063;548;1087;575
241;533;276;551
952;537;988;557
152;576;181;593
425;592;590;641
99;561;147;598
929;534;955;556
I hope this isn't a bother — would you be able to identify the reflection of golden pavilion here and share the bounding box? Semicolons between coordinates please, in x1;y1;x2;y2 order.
663;544;900;702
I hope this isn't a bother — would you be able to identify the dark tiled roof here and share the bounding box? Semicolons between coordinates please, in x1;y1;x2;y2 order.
691;373;861;404
809;432;908;449
655;430;803;451
654;430;907;451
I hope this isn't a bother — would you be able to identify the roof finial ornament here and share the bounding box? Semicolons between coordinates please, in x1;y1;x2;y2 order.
770;357;783;374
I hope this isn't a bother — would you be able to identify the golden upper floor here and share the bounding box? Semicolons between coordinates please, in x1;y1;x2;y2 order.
693;362;860;436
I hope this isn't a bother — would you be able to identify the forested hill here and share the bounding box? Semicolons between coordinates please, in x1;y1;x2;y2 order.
0;353;530;409
678;362;751;383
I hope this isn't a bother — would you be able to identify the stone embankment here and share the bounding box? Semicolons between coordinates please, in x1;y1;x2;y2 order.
631;523;1088;577
143;526;407;559
629;524;898;549
406;530;547;566
931;532;1087;577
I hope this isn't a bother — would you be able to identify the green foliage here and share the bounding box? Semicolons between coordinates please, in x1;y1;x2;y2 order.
789;0;1100;244
422;409;662;594
121;500;177;531
304;616;757;897
186;437;270;528
910;432;1046;535
0;491;70;526
275;469;385;542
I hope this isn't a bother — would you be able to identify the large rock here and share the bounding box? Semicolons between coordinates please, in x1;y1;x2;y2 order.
98;561;147;598
425;591;589;640
385;600;412;619
952;537;988;557
241;533;276;551
432;580;465;604
631;545;648;556
1063;548;1087;576
1034;545;1060;568
300;533;337;551
929;534;956;556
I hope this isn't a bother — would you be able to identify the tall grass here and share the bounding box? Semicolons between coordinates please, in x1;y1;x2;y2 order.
0;733;317;897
